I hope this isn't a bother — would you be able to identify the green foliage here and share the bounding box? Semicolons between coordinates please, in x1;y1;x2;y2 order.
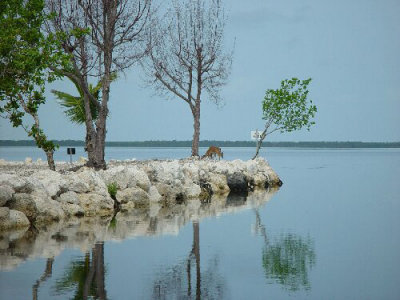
52;73;116;124
52;81;102;124
107;182;118;199
0;0;69;154
262;78;317;135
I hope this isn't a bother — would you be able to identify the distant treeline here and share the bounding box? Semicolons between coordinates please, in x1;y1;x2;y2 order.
1;140;399;148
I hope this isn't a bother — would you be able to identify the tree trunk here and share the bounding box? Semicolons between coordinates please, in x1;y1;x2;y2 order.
85;114;107;170
95;243;107;300
252;128;268;160
252;139;263;160
32;257;54;300
193;222;201;300
191;94;201;157
45;150;56;171
192;111;200;157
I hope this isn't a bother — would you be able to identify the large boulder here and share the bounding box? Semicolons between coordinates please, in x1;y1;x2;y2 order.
8;193;38;222
61;203;85;217
66;175;91;193
33;198;65;225
155;183;178;202
226;172;249;195
207;173;230;195
183;182;201;199
27;170;66;198
0;173;29;192
0;206;10;221
148;186;162;203
78;193;114;217
0;185;14;207
101;166;151;191
56;191;79;205
116;187;150;210
150;160;183;185
0;207;30;230
75;169;108;196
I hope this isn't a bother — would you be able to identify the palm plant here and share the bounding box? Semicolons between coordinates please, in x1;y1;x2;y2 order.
52;81;101;124
52;73;116;124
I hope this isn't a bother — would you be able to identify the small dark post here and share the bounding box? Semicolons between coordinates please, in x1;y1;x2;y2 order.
67;147;76;164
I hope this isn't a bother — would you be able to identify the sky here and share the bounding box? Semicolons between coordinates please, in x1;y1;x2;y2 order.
1;0;399;142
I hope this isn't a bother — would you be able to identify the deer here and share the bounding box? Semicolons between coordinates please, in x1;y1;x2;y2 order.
201;146;224;160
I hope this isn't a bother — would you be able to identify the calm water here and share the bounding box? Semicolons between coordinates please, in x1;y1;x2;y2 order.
0;147;399;299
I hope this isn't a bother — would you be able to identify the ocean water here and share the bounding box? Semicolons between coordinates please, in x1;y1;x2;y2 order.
0;147;399;299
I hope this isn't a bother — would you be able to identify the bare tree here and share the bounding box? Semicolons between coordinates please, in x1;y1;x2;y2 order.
143;0;233;157
45;0;152;169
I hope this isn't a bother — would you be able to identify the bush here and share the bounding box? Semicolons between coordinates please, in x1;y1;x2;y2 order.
107;182;118;199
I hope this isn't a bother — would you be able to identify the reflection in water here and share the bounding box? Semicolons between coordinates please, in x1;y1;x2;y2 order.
254;210;316;291
53;243;107;300
32;257;54;300
152;222;226;300
0;189;278;299
0;189;278;271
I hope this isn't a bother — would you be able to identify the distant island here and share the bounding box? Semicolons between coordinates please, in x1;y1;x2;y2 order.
1;140;399;148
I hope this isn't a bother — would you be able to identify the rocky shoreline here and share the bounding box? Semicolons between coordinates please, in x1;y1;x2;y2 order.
0;188;278;270
0;158;281;231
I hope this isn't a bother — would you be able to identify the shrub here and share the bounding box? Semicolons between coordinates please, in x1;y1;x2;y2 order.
107;182;118;199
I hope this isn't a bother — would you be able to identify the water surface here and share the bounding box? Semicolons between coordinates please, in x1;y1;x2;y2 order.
0;148;399;299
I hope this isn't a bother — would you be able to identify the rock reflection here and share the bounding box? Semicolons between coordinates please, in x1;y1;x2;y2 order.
254;210;316;291
0;189;278;271
153;222;226;300
52;243;107;300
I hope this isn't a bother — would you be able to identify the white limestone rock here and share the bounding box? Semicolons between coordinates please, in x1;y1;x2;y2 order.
0;173;28;192
116;187;150;209
78;193;114;217
57;191;79;204
8;193;38;221
0;208;30;230
208;173;230;195
71;168;108;196
101;166;150;191
0;185;14;207
183;182;201;199
61;203;85;217
34;198;65;225
148;186;162;203
27;170;66;198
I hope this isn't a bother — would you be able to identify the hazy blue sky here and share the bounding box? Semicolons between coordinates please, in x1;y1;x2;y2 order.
1;0;399;142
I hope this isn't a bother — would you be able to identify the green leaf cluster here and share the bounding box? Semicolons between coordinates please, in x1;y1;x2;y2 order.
107;182;118;199
52;73;116;125
262;77;317;134
0;0;70;153
52;82;102;125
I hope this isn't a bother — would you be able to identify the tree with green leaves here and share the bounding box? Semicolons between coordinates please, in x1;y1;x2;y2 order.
252;78;317;159
0;0;67;170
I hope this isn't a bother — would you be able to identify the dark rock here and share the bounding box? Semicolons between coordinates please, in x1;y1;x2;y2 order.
175;193;185;204
199;180;213;202
227;172;248;195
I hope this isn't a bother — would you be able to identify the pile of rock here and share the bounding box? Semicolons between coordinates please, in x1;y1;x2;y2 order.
0;158;281;230
0;188;278;271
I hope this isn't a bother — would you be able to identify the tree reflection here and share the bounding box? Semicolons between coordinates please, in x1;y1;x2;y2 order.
53;242;107;299
254;210;316;291
152;221;226;300
32;257;54;300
